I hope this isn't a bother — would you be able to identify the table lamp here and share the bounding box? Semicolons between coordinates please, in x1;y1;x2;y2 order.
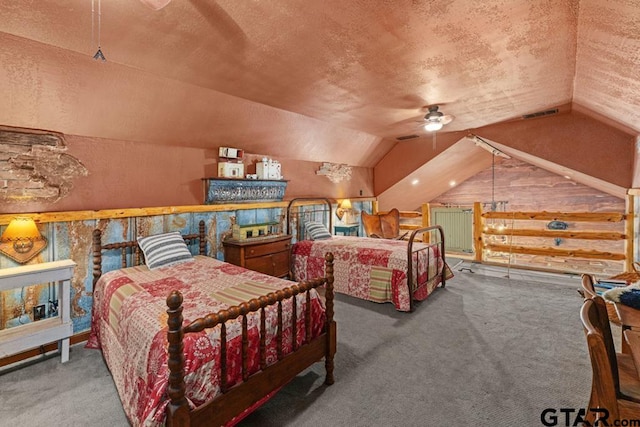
0;217;48;263
336;199;352;221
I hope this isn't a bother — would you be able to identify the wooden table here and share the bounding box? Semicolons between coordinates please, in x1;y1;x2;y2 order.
334;224;359;236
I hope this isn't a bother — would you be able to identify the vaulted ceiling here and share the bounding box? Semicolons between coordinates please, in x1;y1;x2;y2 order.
0;1;639;206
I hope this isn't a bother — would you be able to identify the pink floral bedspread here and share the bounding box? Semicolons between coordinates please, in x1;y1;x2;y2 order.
87;255;326;426
292;236;451;312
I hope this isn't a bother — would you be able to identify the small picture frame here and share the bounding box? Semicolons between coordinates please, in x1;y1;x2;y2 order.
33;304;46;321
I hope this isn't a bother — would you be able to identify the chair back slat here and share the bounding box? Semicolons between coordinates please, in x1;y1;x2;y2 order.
581;298;621;420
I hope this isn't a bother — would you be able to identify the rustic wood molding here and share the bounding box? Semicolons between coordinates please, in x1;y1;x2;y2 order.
0;198;377;225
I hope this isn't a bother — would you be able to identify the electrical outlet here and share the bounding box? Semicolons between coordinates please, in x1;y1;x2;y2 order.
33;304;46;321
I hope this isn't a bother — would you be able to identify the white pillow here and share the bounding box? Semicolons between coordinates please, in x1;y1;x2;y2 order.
304;221;332;240
137;231;194;270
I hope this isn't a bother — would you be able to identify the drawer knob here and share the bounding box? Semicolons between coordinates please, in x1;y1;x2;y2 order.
249;249;255;254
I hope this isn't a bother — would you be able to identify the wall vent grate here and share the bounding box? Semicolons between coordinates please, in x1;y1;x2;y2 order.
522;108;559;119
396;134;420;141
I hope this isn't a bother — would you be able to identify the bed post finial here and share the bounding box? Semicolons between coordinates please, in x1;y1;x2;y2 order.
166;291;190;427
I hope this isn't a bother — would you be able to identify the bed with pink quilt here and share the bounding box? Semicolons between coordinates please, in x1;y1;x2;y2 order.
287;198;452;312
88;222;336;427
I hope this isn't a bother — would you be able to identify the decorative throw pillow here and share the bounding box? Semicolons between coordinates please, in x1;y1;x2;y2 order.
304;221;332;240
603;285;640;310
137;231;194;270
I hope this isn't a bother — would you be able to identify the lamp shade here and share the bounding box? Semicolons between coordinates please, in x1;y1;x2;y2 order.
336;199;353;221
340;199;352;209
0;217;47;263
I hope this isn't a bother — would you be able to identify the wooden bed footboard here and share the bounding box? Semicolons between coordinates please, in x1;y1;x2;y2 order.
165;253;336;427
407;225;447;312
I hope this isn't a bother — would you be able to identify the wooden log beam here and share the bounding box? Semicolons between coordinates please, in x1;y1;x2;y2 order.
473;202;483;262
400;224;422;230
482;211;625;222
625;194;635;272
378;210;423;219
421;203;430;243
0;198;376;225
483;243;625;260
483;228;626;240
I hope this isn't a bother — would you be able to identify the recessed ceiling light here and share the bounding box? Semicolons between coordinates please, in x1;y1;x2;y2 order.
449;180;456;187
411;179;419;185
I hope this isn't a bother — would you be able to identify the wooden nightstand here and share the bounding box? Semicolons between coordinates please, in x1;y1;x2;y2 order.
223;235;292;278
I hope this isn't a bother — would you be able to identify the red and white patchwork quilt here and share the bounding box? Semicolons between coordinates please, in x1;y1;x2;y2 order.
87;255;326;426
292;236;451;312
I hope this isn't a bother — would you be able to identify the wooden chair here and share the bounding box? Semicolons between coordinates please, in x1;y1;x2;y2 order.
580;273;631;354
361;208;408;240
580;273;598;299
580;297;640;425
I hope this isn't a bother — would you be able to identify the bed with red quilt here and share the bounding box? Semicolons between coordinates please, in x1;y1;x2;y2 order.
88;222;336;427
287;198;452;312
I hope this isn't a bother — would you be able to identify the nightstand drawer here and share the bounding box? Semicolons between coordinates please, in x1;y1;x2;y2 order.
245;239;291;258
245;250;290;277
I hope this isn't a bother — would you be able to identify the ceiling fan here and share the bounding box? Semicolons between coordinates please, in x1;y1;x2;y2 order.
420;105;454;132
394;104;454;149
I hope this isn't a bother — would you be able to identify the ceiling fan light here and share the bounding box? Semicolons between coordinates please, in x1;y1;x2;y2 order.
424;121;443;132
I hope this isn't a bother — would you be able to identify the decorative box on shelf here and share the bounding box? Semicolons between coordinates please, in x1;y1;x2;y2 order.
232;222;280;240
203;178;288;204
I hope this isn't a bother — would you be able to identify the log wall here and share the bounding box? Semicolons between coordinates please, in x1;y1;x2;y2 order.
431;157;628;276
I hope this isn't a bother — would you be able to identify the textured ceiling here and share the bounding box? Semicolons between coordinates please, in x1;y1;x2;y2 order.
0;0;638;171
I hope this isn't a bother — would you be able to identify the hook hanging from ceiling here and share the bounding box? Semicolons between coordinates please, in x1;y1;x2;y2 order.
140;0;172;10
92;0;106;61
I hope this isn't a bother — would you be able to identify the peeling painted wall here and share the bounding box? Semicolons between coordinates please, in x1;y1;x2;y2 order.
0;126;87;203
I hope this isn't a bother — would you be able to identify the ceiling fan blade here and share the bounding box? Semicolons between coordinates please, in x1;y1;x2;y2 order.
441;114;454;125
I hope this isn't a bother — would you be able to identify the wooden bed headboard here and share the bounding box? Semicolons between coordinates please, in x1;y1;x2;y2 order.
92;220;207;286
286;198;333;241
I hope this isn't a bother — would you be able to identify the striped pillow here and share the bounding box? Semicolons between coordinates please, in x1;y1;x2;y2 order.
138;231;194;270
304;221;332;240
